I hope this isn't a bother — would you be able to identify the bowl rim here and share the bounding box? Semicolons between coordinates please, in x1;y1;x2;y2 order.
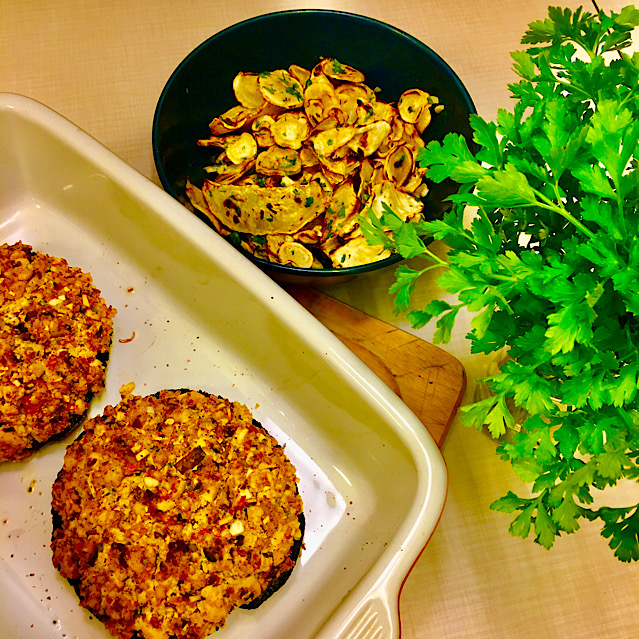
151;8;477;277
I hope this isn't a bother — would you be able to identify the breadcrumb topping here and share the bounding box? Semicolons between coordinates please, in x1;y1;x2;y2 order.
0;242;115;462
51;389;304;639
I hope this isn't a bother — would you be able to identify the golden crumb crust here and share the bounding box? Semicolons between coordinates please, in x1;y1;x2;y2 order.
51;389;304;639
0;241;115;462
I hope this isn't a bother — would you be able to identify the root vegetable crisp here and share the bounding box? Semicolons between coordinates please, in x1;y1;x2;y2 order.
51;388;305;639
186;57;443;269
0;241;115;462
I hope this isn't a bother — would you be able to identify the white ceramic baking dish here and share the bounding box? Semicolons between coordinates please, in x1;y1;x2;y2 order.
0;93;447;639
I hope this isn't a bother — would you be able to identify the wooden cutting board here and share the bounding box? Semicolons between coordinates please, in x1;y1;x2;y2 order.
284;285;466;447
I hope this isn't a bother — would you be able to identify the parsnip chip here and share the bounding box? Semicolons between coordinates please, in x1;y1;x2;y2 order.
266;234;288;258
233;72;267;109
385;144;415;187
371;101;397;123
403;166;428;193
348;120;392;156
330;235;391;268
278;241;315;268
299;145;320;167
369;181;424;222
357;159;375;201
187;58;444;269
204;153;254;183
200;180;327;235
251;115;277;147
197;134;233;148
335;84;374;125
398;88;431;124
416;105;433;133
310;115;340;134
185;178;210;216
304;79;335;102
186;179;232;236
209;105;258;134
304;99;326;125
335;83;375;104
388;116;407;144
325;180;360;237
288;64;311;86
311;126;356;157
303;81;336;124
293;223;323;244
202;154;255;184
256;146;302;176
226;132;258;164
317;155;359;180
324;106;349;127
258;70;304;109
320;58;366;84
271;113;310;150
321;166;352;186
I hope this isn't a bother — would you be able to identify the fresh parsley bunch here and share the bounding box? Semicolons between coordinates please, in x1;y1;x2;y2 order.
364;5;639;560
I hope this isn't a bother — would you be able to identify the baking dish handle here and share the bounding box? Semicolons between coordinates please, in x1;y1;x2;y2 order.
333;592;398;639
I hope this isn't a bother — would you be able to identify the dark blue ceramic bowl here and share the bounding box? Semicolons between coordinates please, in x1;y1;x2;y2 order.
152;9;476;284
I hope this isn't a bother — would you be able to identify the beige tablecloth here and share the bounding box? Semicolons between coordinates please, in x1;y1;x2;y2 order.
2;1;638;637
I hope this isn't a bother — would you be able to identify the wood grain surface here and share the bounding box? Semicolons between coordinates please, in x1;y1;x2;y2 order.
284;284;466;446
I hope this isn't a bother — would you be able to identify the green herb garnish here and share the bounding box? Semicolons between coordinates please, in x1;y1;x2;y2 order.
285;84;303;101
332;59;347;74
375;4;639;561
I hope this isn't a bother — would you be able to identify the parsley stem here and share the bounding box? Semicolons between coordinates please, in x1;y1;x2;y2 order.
421;246;449;267
417;262;447;277
534;188;598;241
